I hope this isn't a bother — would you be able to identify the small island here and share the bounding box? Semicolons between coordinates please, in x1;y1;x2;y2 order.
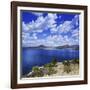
26;59;79;78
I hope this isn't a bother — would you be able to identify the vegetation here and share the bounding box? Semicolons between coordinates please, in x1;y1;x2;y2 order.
62;60;70;66
51;58;57;66
72;59;79;64
62;59;79;73
27;59;79;77
44;63;53;67
44;59;57;75
32;66;43;77
30;59;57;77
32;66;39;72
62;60;71;73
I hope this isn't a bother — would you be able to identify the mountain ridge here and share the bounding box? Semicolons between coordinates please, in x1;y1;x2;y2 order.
23;45;79;50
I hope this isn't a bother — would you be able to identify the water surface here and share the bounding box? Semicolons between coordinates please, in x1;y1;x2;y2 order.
22;48;79;75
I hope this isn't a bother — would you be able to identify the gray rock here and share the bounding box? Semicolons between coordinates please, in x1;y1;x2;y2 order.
27;71;36;77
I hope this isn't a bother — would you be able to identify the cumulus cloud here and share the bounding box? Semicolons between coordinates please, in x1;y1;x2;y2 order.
72;28;79;38
22;22;30;31
22;13;79;47
22;13;58;32
57;21;72;33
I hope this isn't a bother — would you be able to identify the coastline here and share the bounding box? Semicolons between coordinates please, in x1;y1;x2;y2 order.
26;60;79;78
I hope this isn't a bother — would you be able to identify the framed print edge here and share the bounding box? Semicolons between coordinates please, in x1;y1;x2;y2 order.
11;1;88;89
11;1;17;89
84;6;88;84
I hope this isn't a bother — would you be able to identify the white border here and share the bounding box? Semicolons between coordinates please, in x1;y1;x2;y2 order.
17;6;84;84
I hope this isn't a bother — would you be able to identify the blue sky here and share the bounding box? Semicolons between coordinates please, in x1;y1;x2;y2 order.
21;11;80;47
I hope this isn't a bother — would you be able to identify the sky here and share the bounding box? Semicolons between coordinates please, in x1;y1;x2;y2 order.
21;11;80;47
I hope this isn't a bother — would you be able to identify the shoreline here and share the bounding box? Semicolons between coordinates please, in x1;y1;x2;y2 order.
26;59;79;78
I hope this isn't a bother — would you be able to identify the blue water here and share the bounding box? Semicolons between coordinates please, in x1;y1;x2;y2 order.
21;48;79;75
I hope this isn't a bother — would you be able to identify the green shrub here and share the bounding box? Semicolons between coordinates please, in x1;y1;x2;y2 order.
45;66;56;75
62;60;70;66
62;60;71;73
48;67;55;75
32;66;43;77
64;65;71;73
51;59;57;66
73;59;79;64
32;66;39;72
44;58;57;68
44;63;52;68
44;62;57;75
32;58;58;77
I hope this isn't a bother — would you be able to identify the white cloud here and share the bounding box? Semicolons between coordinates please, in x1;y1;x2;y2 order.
22;32;79;47
50;15;79;34
44;35;69;46
22;32;30;39
57;21;72;33
22;22;30;31
22;13;79;47
72;30;79;37
31;12;43;16
22;13;58;33
47;13;57;19
32;33;38;39
72;15;79;26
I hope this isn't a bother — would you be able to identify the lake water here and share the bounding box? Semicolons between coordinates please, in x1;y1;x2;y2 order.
22;48;79;75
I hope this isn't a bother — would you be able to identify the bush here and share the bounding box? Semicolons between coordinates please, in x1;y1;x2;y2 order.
64;65;71;73
44;62;57;75
72;59;79;64
47;67;56;75
62;60;70;66
32;66;39;72
44;63;52;68
31;58;58;77
62;60;71;73
51;59;57;66
32;66;43;77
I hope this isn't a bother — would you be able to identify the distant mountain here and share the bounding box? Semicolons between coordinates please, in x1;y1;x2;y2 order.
24;45;47;48
69;45;79;50
23;45;79;50
37;45;46;48
56;45;69;49
55;45;79;50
